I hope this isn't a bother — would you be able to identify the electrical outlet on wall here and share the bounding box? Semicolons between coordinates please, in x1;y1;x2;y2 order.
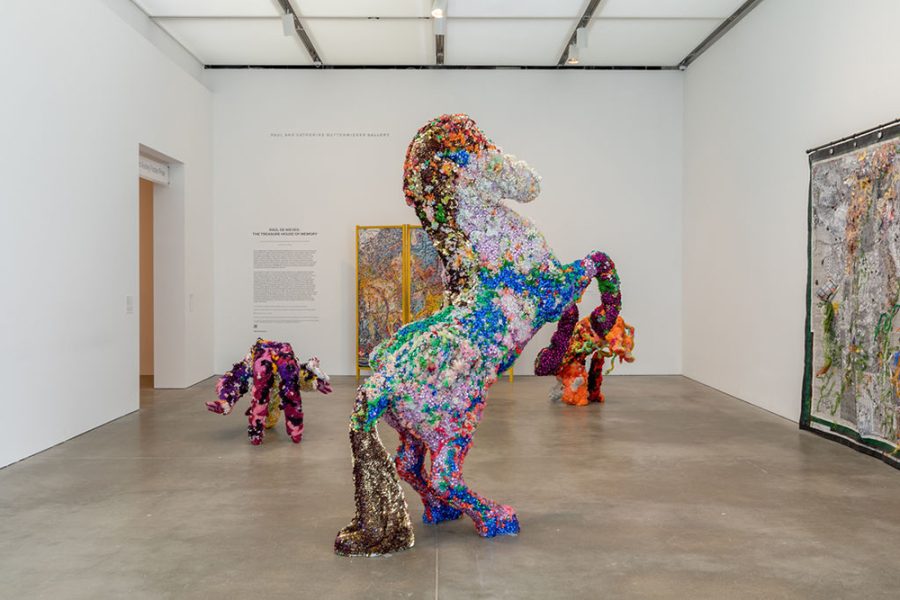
125;295;134;314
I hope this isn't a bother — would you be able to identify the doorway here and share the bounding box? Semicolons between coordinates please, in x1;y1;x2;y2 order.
139;144;190;390
139;178;154;389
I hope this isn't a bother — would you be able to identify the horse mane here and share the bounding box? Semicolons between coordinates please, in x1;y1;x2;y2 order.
403;114;496;305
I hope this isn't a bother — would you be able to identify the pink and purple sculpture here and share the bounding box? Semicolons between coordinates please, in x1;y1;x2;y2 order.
207;338;332;445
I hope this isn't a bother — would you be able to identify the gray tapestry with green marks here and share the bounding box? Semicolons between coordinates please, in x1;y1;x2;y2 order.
810;134;900;457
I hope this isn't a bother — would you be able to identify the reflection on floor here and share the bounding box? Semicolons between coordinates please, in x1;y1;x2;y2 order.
1;376;899;599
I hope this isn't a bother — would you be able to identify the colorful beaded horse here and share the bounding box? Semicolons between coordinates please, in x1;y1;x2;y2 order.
334;114;623;556
535;305;635;406
207;339;332;445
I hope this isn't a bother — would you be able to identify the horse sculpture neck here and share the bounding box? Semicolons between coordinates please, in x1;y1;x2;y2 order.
455;182;553;276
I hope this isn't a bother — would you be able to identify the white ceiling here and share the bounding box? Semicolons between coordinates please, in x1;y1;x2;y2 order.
132;0;750;67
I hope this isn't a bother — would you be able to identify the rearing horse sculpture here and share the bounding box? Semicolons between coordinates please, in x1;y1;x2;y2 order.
335;114;621;556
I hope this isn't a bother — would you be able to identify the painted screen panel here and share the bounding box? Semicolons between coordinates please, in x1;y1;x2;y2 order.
408;226;446;322
357;227;404;368
808;132;900;463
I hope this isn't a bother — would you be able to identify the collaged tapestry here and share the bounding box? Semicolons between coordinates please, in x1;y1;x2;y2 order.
408;226;445;322
357;227;404;368
356;225;445;370
807;127;900;465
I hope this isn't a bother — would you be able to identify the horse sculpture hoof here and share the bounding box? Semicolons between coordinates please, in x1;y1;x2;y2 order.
334;521;415;557
423;502;463;524
473;505;520;538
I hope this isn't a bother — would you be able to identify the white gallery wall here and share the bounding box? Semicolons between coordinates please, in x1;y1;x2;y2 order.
10;0;889;470
683;0;900;421
0;0;214;467
211;70;684;376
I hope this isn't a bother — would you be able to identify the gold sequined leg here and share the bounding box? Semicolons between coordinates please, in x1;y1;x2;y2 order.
264;372;282;429
334;427;415;556
264;399;281;429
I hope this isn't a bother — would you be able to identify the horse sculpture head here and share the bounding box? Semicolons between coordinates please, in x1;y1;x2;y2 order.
403;114;542;303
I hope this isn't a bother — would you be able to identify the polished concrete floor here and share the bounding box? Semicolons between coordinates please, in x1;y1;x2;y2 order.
1;375;899;599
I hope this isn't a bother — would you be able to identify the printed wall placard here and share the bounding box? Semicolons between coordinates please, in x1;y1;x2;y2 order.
252;227;320;336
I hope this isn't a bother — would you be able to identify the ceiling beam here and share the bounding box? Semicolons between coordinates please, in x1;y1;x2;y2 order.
150;16;723;22
274;0;322;65
678;0;766;69
206;64;677;71
557;0;604;66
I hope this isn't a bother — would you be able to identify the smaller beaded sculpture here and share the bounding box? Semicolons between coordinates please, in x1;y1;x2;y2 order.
207;338;332;445
535;305;634;405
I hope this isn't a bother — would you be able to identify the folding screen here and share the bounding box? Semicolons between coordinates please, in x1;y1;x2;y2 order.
408;225;445;322
356;225;445;376
356;226;405;374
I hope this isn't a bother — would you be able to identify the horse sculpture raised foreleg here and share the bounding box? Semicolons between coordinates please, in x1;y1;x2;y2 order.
536;251;622;377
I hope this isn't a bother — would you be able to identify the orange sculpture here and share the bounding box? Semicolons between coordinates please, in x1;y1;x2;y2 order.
552;315;634;406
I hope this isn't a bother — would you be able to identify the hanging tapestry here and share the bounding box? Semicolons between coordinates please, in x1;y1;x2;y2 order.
804;122;900;468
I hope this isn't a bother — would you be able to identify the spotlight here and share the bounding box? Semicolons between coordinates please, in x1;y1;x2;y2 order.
566;43;579;65
431;0;447;19
282;12;295;36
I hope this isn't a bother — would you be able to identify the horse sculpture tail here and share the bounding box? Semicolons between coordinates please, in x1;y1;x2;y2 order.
535;251;621;376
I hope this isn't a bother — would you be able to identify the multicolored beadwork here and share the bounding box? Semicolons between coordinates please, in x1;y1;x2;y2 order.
208;338;332;445
536;305;635;406
335;115;623;556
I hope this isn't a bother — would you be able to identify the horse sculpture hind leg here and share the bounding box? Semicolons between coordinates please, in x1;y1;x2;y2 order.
388;416;462;525
429;432;520;537
334;383;415;557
